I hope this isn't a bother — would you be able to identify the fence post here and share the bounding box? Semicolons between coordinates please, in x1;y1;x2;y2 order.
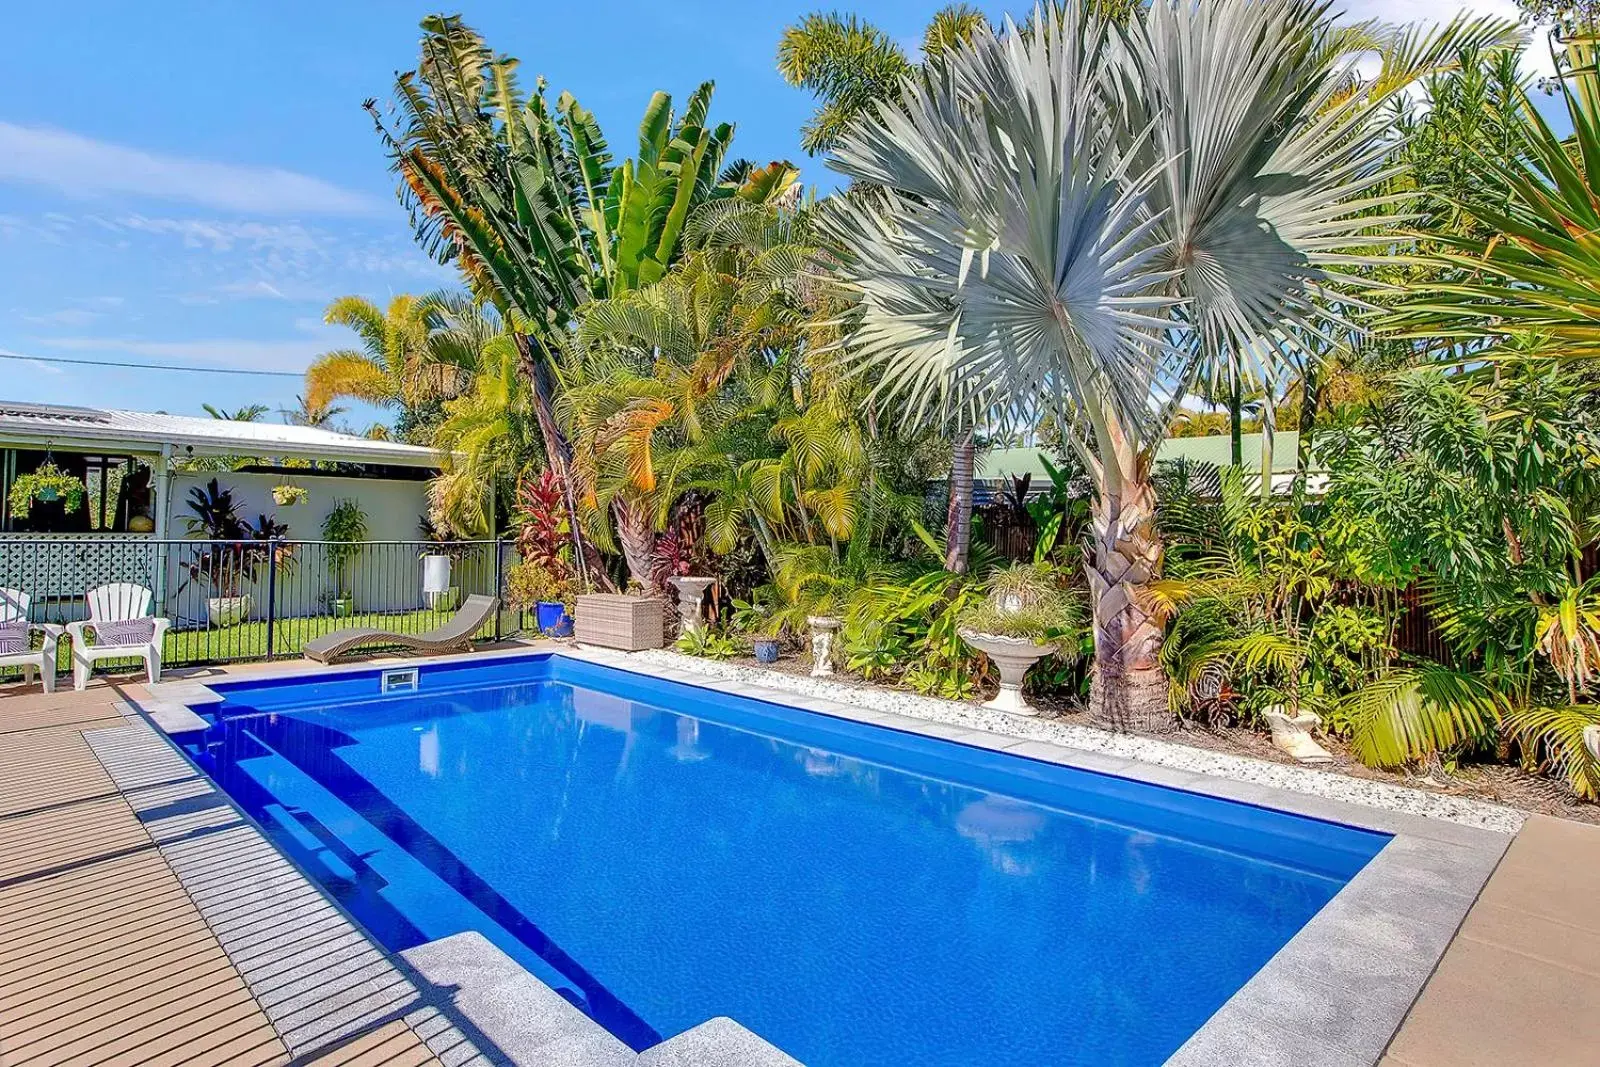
492;540;504;642
264;538;279;662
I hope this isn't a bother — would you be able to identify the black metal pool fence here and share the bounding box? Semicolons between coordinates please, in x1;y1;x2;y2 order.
0;537;523;666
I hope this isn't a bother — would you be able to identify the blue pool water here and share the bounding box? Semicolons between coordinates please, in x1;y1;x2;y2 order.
187;654;1388;1066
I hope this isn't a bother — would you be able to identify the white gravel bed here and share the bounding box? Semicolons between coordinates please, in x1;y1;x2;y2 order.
630;648;1526;835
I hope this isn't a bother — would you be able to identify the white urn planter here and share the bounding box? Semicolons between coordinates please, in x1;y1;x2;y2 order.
669;576;716;634
807;615;842;677
207;594;252;628
1586;724;1600;762
960;630;1058;716
421;554;458;610
1262;706;1334;764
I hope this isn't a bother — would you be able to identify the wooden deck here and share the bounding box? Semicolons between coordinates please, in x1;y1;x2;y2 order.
0;684;441;1067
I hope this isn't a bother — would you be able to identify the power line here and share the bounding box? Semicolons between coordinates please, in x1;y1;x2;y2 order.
0;352;304;378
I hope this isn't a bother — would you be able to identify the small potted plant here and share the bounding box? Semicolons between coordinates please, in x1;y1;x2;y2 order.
727;595;781;662
322;498;368;617
752;627;782;664
958;564;1083;715
8;460;86;521
504;560;574;637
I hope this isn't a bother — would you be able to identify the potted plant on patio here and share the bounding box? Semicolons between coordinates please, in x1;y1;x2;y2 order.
504;560;574;637
181;478;291;626
322;498;368;617
959;565;1084;715
748;620;780;662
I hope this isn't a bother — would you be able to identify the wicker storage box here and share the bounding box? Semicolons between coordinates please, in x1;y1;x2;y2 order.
574;594;665;651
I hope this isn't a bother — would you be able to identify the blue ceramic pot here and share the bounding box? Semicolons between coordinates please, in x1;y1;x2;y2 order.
753;638;780;664
536;601;574;637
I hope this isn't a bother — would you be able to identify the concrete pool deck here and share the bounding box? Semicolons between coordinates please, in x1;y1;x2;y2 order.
3;644;1596;1065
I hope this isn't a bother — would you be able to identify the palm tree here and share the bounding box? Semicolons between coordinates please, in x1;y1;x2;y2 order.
281;395;347;430
369;16;754;586
779;5;990;572
1393;68;1600;358
304;294;429;414
822;0;1404;729
202;403;269;422
428;338;537;536
562;193;820;588
368;17;741;472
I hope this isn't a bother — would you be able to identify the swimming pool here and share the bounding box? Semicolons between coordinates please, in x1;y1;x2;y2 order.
184;652;1389;1066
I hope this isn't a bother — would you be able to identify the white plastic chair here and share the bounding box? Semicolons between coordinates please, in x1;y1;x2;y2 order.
0;588;64;693
66;583;170;690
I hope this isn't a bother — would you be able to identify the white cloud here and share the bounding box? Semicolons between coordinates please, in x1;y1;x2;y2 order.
21;308;104;327
0;123;379;216
1336;0;1522;25
1334;0;1554;77
104;214;327;254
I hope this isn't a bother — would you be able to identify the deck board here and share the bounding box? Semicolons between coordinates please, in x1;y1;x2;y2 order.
0;681;443;1067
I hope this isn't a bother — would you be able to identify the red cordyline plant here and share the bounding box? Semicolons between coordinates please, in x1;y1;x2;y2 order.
649;505;705;593
516;470;571;581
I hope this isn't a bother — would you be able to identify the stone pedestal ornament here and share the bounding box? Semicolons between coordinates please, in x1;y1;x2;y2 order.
1262;706;1334;764
1584;724;1600;762
669;577;716;634
959;630;1058;715
807;615;842;677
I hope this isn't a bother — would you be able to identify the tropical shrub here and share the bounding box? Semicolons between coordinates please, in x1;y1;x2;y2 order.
503;560;571;610
675;627;741;660
515;470;572;582
180;480;292;599
322;499;369;601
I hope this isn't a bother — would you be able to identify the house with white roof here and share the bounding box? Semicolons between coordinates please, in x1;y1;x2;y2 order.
0;402;471;628
0;401;440;540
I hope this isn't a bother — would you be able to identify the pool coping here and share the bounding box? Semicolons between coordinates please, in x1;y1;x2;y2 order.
143;644;1515;1067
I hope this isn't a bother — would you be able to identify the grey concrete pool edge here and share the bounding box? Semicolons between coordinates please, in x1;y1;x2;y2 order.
142;644;1515;1067
107;681;800;1067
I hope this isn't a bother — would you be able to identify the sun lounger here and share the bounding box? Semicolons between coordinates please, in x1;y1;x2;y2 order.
302;595;498;664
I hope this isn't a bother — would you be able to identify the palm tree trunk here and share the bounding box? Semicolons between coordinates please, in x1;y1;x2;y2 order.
1085;474;1169;732
1229;371;1243;468
1258;398;1276;503
945;430;975;573
1296;362;1320;480
514;332;614;592
612;497;657;590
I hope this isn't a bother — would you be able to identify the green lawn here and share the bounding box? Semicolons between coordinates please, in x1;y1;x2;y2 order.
160;608;504;664
9;609;510;678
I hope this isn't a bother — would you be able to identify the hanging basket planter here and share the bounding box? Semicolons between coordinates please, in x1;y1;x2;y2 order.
271;484;309;507
8;461;86;518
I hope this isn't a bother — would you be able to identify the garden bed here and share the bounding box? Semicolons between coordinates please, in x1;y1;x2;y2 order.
659;649;1597;827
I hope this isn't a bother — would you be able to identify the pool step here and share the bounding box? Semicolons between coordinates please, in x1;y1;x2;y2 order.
403;932;801;1067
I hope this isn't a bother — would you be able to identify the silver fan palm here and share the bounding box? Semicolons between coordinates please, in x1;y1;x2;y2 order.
822;0;1404;729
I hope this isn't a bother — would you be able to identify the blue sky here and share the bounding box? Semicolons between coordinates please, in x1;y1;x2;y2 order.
0;0;1528;432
